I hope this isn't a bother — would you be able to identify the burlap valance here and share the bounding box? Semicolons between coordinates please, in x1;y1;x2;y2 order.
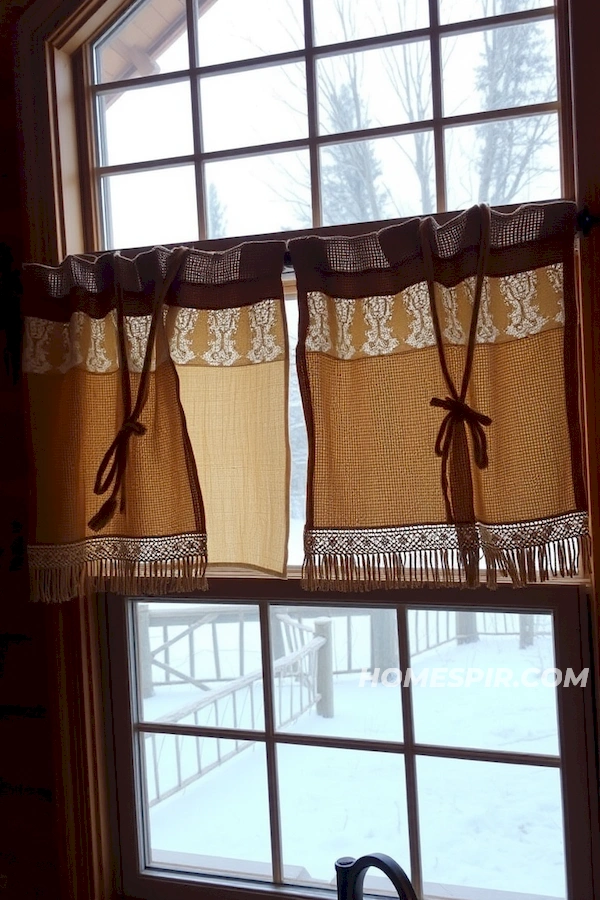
289;202;589;590
23;241;288;601
22;203;590;600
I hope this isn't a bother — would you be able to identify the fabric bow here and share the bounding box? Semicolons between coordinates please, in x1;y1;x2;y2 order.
430;395;492;522
88;418;147;532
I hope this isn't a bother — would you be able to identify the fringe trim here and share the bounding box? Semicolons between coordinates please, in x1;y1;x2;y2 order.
30;555;208;603
302;535;591;592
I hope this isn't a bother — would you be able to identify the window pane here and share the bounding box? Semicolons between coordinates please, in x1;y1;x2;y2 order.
204;150;311;238
286;301;308;565
408;610;559;754
442;19;557;117
135;602;265;729
321;131;435;225
317;43;432;136
439;0;552;25
278;745;410;887
418;756;566;898
98;81;193;166
94;0;188;84
142;734;273;880
271;607;403;741
196;0;304;67
445;113;560;210
102;165;198;249
200;64;307;153
313;0;428;46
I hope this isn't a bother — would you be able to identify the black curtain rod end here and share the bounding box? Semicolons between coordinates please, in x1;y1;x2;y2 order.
576;206;600;237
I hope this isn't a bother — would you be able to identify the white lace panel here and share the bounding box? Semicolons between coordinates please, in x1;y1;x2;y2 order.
202;309;241;366
361;295;400;355
169;308;200;365
303;264;565;360
247;299;284;364
501;270;549;339
23;299;286;374
306;293;332;352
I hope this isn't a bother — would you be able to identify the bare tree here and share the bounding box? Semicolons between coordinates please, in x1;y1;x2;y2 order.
374;0;435;214
253;0;556;225
472;0;556;204
319;81;390;224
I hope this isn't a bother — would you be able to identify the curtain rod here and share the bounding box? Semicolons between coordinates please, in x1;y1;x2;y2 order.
6;205;599;275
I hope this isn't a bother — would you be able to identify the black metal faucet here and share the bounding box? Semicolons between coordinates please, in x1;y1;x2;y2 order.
335;853;419;900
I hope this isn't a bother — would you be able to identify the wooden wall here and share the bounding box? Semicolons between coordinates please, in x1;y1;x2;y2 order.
0;2;60;897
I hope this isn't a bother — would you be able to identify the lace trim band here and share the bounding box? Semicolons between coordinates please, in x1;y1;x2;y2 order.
303;513;590;591
28;532;208;602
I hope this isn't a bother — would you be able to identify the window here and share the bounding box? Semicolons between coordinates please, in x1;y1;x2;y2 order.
89;0;564;249
105;584;596;900
14;1;600;900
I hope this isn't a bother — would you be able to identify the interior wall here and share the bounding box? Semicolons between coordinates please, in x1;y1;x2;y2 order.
0;2;60;897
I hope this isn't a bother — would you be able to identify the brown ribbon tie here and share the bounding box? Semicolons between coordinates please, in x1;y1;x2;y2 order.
88;246;188;533
430;394;491;524
88;419;148;531
430;395;491;470
419;206;493;533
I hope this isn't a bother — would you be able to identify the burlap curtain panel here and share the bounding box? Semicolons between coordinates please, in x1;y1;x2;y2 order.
290;202;589;590
23;241;288;602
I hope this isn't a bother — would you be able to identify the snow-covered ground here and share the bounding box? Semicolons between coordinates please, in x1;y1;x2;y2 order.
139;616;565;900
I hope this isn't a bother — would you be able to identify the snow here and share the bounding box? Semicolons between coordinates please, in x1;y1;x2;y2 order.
139;615;566;900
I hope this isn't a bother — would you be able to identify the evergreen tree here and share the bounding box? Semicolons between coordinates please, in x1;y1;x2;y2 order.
473;0;556;204
206;182;228;238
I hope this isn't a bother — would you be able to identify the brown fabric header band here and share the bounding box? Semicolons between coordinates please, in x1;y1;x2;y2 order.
289;202;577;298
22;241;287;321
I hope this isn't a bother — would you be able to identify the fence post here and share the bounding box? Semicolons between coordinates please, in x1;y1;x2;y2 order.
456;611;479;645
519;614;534;648
371;608;398;671
271;614;286;660
138;604;154;698
315;617;334;718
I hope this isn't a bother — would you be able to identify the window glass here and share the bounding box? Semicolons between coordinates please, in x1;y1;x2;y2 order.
278;745;410;887
203;150;312;238
200;64;308;153
136;602;265;728
409;610;560;753
102;165;198;249
196;0;304;67
317;43;432;136
442;19;557;117
143;735;273;879
271;607;403;741
439;0;552;25
127;599;570;898
444;112;561;209
320;132;435;225
97;81;193;166
95;0;188;83
312;0;429;46
92;1;563;263
418;757;566;897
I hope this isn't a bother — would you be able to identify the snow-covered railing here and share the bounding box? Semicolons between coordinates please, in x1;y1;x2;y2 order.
145;616;329;807
141;606;551;702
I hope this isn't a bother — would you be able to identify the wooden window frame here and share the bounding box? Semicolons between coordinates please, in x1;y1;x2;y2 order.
13;1;600;899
